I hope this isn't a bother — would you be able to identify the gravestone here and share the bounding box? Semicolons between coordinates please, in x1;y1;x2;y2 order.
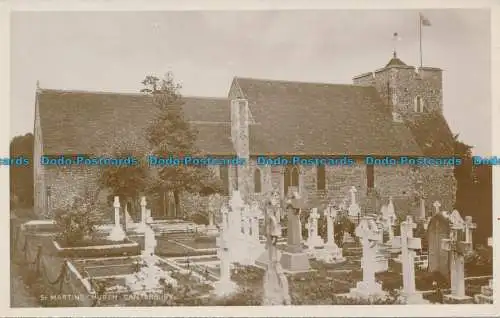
143;223;157;263
419;198;426;221
249;202;261;242
349;216;386;299
315;203;345;263
442;212;474;304
227;190;253;265
213;224;238;297
125;220;177;292
108;196;126;241
426;207;451;277
463;216;476;245
474;237;493;304
392;216;427;304
372;217;388;273
306;208;324;249
206;193;221;237
348;186;361;218
134;196;148;233
262;198;291;305
279;191;311;272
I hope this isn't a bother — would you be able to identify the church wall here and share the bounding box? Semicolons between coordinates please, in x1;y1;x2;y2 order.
43;165;101;216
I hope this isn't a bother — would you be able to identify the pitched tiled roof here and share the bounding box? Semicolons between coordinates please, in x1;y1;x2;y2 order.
233;77;423;156
404;112;455;156
37;89;233;155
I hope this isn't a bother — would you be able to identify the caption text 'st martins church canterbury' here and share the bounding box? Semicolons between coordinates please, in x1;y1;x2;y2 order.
33;53;457;220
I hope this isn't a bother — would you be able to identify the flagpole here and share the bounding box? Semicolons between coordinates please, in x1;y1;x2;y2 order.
419;14;423;68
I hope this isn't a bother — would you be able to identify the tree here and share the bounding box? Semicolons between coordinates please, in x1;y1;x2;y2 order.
10;133;34;208
142;72;223;217
98;128;150;220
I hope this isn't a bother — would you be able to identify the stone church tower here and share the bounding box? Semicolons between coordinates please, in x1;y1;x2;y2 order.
352;52;443;121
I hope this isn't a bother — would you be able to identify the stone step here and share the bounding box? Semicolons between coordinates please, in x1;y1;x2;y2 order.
481;285;493;297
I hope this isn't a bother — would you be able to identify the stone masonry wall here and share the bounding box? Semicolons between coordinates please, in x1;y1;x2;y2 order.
45;165;101;214
353;65;443;119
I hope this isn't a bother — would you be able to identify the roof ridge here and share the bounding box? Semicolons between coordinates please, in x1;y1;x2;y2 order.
234;76;370;88
37;88;147;96
36;88;229;101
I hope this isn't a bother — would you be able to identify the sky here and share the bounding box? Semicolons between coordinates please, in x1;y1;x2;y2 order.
10;9;492;155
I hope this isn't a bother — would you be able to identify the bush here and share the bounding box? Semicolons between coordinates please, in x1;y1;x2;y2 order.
54;193;101;246
465;244;493;276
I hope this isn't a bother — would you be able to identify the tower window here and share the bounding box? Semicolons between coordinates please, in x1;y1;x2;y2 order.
254;168;262;193
317;165;326;191
415;96;424;113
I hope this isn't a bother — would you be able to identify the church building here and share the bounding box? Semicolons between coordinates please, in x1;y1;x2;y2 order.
33;53;457;220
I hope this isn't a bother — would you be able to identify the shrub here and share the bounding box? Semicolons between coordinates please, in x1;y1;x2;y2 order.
465;244;493;276
54;193;101;246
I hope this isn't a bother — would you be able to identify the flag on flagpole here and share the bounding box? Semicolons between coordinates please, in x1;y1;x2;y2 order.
420;13;431;26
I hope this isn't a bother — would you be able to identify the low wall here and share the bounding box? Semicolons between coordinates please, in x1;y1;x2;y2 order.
13;225;95;307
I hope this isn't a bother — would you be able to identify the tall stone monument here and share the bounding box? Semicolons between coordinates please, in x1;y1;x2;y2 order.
279;191;311;273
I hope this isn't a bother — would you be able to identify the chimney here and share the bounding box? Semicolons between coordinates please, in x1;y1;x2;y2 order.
230;99;250;201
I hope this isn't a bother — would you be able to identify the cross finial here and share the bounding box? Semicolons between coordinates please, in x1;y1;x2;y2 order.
433;201;441;214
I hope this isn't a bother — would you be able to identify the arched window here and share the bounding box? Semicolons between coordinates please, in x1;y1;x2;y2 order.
317;165;326;190
415;96;424;113
254;168;262;193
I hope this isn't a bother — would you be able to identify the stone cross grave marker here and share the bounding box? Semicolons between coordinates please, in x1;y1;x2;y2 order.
392;216;423;302
348;186;361;217
349;216;385;298
108;196;126;241
263;200;291;305
229;190;244;237
306;208;323;248
387;196;395;217
242;205;251;237
433;201;441;215
134;196;147;233
325;203;338;247
143;223;157;264
250;202;261;241
463;216;476;245
441;212;473;302
213;225;237;297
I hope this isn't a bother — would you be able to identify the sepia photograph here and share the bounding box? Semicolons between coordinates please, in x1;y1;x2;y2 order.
6;3;496;316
